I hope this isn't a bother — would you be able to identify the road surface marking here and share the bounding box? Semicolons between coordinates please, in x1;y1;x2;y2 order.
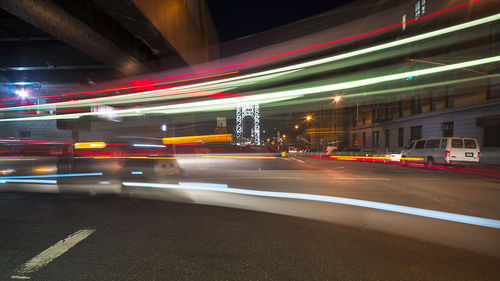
292;158;306;163
12;229;95;279
122;182;500;229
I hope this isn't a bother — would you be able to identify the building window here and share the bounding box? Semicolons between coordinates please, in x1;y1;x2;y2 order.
415;0;426;18
430;89;438;111
410;126;422;141
373;131;380;146
384;104;393;120
385;129;390;147
352;133;357;145
362;109;366;125
442;122;454;137
398;101;404;118
411;95;423;115
488;83;500;99
398;128;404;147
446;85;454;108
362;132;366;146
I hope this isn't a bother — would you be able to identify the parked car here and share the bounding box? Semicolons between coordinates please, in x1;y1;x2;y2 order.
401;137;480;165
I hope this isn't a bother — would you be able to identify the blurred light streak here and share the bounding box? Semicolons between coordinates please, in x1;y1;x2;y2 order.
132;144;166;148
326;155;424;161
202;156;277;159
266;73;500;110
150;0;483;82
162;134;233;144
131;171;143;175
34;167;57;173
0;158;37;161
0;169;16;175
0;172;103;179
303;155;500;177
4;9;498;115
121;181;500;229
0;179;56;184
0;71;240;101
178;182;228;189
3;70;294;113
74;156;176;160
3;53;500;122
0;139;72;145
408;58;487;75
0;5;490;114
74;142;107;149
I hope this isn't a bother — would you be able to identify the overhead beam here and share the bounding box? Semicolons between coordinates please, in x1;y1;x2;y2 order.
0;0;147;76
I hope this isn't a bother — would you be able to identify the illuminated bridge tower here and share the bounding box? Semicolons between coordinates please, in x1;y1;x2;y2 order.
235;103;260;145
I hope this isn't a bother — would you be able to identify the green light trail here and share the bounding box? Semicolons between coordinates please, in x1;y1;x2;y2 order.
1;13;498;113
2;55;499;122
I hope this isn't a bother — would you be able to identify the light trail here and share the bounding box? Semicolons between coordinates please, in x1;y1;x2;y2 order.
0;158;37;161
264;73;500;109
3;54;499;122
0;2;488;113
2;12;499;114
202;156;277;159
74;156;177;160
0;70;240;101
0;179;57;184
150;0;482;81
0;172;103;179
121;181;500;229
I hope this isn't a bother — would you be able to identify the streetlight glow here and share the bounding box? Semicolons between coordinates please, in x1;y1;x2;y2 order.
15;89;29;98
305;115;312;121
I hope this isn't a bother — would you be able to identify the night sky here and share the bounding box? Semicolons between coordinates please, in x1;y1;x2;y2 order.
207;0;355;42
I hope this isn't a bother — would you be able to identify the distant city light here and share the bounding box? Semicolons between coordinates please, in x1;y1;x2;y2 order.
294;125;299;129
333;96;342;103
15;88;29;98
161;124;167;132
305;115;312;121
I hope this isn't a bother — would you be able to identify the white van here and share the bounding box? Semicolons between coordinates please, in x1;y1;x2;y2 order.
401;137;480;165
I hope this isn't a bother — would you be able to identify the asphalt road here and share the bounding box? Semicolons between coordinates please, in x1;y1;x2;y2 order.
1;154;500;280
180;155;500;219
1;192;500;281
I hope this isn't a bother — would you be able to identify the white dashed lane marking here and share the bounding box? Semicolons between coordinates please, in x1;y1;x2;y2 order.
12;228;95;279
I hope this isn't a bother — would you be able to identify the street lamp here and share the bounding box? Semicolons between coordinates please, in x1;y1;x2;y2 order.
294;125;299;129
305;115;312;121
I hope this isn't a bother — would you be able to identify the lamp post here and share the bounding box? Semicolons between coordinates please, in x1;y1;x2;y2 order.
331;96;342;149
305;115;312;149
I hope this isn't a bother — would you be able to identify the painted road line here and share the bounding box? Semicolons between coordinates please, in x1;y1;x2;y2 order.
12;229;95;279
122;182;500;229
292;158;306;163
